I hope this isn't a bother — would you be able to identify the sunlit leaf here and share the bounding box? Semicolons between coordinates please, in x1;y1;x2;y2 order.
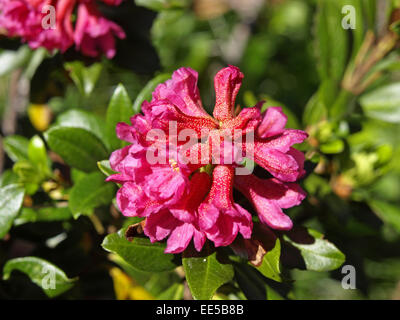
97;160;116;177
3;135;29;162
106;84;133;150
102;229;180;272
3;256;77;298
182;246;234;300
0;184;25;238
69;172;115;218
56;109;107;143
44;126;108;172
254;239;282;282
0;46;31;76
14;207;72;226
360;83;400;123
285;229;346;271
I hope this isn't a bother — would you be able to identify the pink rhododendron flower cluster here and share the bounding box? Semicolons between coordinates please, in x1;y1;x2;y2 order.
0;0;125;58
107;65;308;254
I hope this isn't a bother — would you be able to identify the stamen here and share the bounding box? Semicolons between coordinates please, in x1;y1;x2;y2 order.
169;159;180;172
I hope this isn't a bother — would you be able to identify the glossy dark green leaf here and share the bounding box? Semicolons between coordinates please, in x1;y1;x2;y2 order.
70;168;87;184
254;239;282;282
0;184;25;238
106;84;133;150
56;109;107;143
44;126;108;172
69;172;115;218
266;285;284;300
359;83;400;123
3;256;77;298
102;229;180;272
285;229;346;271
234;263;266;300
132;73;171;113
14;207;72;226
3;135;29;162
182;246;234;300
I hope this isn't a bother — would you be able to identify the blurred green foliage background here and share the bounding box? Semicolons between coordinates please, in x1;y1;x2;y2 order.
0;0;400;300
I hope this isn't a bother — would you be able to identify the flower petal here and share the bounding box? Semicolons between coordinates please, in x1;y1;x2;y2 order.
152;67;210;118
256;130;308;153
252;147;301;182
116;182;162;217
165;223;195;254
257;107;287;138
213;65;244;121
234;175;305;230
144;210;177;242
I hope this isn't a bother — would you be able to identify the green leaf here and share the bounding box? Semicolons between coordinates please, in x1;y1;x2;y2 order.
157;283;184;300
182;246;234;300
69;172;115;218
233;263;266;300
44;126;108;172
23;47;47;80
106;84;133;150
3;135;29;162
28;135;50;176
254;239;282;282
369;200;400;233
315;0;348;82
12;160;40;195
97;160;116;177
56;109;107;143
0;184;25;238
132;73;171;113
2;256;77;298
302;91;327;126
64;61;102;97
320;139;345;154
102;229;180;272
0;170;19;187
0;46;31;76
14;207;72;226
134;0;189;11
285;229;346;271
151;11;196;69
359;83;400;123
266;285;284;300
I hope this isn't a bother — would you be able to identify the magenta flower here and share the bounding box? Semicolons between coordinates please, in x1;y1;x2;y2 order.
74;1;125;59
0;0;125;58
0;0;75;52
107;65;308;254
